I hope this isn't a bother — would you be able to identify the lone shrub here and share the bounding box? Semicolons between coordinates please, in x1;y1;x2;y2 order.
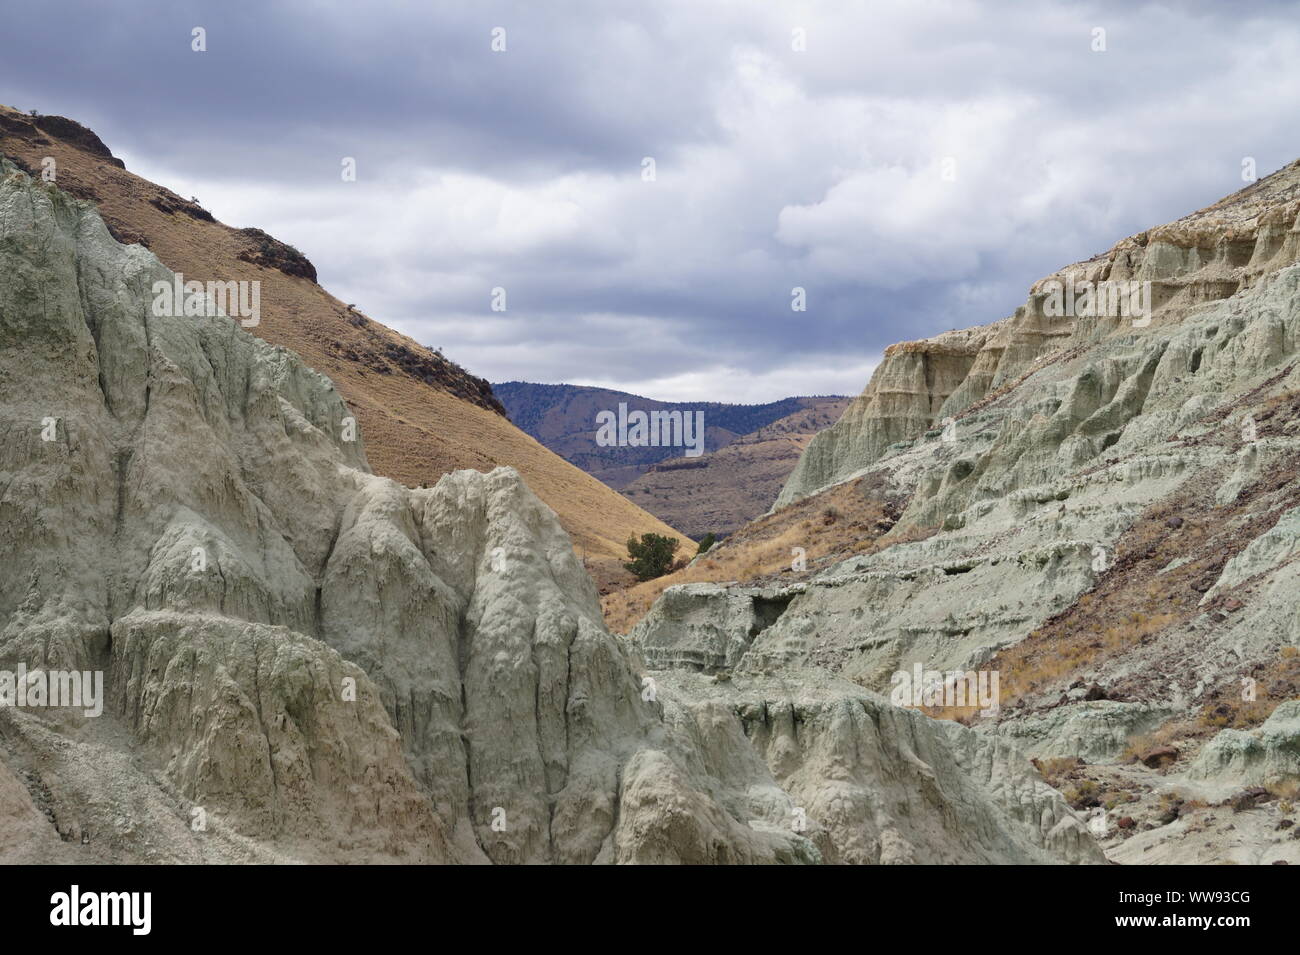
624;533;679;581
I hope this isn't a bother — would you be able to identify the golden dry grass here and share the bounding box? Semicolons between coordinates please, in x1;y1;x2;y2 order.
602;472;930;632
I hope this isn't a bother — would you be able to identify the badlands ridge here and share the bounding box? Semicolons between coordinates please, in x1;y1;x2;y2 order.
3;144;1300;863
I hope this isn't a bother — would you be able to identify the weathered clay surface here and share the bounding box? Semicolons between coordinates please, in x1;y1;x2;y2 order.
652;669;1103;864
1189;700;1300;786
667;167;1300;706
0;161;1096;864
984;701;1174;763
636;162;1300;864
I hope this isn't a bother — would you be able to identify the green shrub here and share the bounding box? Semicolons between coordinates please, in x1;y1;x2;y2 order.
624;533;679;581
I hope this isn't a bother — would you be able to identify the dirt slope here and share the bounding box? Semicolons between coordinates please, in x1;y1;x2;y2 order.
0;104;687;584
620;397;850;537
602;467;928;633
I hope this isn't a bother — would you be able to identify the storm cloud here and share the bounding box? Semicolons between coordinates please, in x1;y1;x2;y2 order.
5;0;1300;400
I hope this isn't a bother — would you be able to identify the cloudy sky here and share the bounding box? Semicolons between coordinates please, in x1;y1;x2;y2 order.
5;0;1300;401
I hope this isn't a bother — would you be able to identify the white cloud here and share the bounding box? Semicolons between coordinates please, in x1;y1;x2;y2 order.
571;356;881;405
66;0;1300;402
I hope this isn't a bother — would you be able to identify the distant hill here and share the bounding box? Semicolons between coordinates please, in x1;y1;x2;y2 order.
494;382;846;493
620;397;852;537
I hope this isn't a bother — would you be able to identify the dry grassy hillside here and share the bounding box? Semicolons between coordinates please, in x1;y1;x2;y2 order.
621;397;851;537
0;104;688;585
603;468;935;632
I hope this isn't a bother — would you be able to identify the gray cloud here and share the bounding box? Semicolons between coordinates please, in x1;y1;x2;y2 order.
6;0;1300;401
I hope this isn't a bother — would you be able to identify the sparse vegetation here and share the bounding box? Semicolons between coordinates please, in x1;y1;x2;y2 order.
1195;644;1300;732
1033;756;1083;788
623;533;679;581
1269;779;1299;812
602;473;926;632
1063;778;1101;810
1122;733;1157;764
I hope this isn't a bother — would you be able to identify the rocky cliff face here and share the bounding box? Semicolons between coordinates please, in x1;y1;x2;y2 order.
776;326;996;509
637;161;1300;864
0;161;1097;864
749;162;1300;695
778;160;1300;509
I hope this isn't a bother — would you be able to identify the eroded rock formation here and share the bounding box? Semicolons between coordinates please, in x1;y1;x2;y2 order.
778;160;1300;509
639;161;1300;864
0;160;1096;864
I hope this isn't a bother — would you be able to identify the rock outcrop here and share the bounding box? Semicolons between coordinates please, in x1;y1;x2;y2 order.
1190;701;1300;786
631;162;1300;867
728;161;1300;705
0;160;1095;864
776;326;995;509
777;159;1300;510
652;670;1103;864
988;701;1174;762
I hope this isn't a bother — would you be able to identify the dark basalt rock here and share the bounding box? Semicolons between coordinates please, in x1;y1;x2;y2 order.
32;114;126;168
235;226;318;282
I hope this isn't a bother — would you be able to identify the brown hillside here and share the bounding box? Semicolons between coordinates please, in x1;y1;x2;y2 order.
603;467;934;633
620;397;851;537
0;104;688;584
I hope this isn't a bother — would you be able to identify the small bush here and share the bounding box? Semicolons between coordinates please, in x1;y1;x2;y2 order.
1063;779;1101;810
623;533;680;582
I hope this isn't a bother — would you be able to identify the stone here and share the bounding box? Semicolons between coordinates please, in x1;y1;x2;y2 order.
0;160;1102;865
1140;745;1180;768
987;702;1173;763
1190;701;1300;787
